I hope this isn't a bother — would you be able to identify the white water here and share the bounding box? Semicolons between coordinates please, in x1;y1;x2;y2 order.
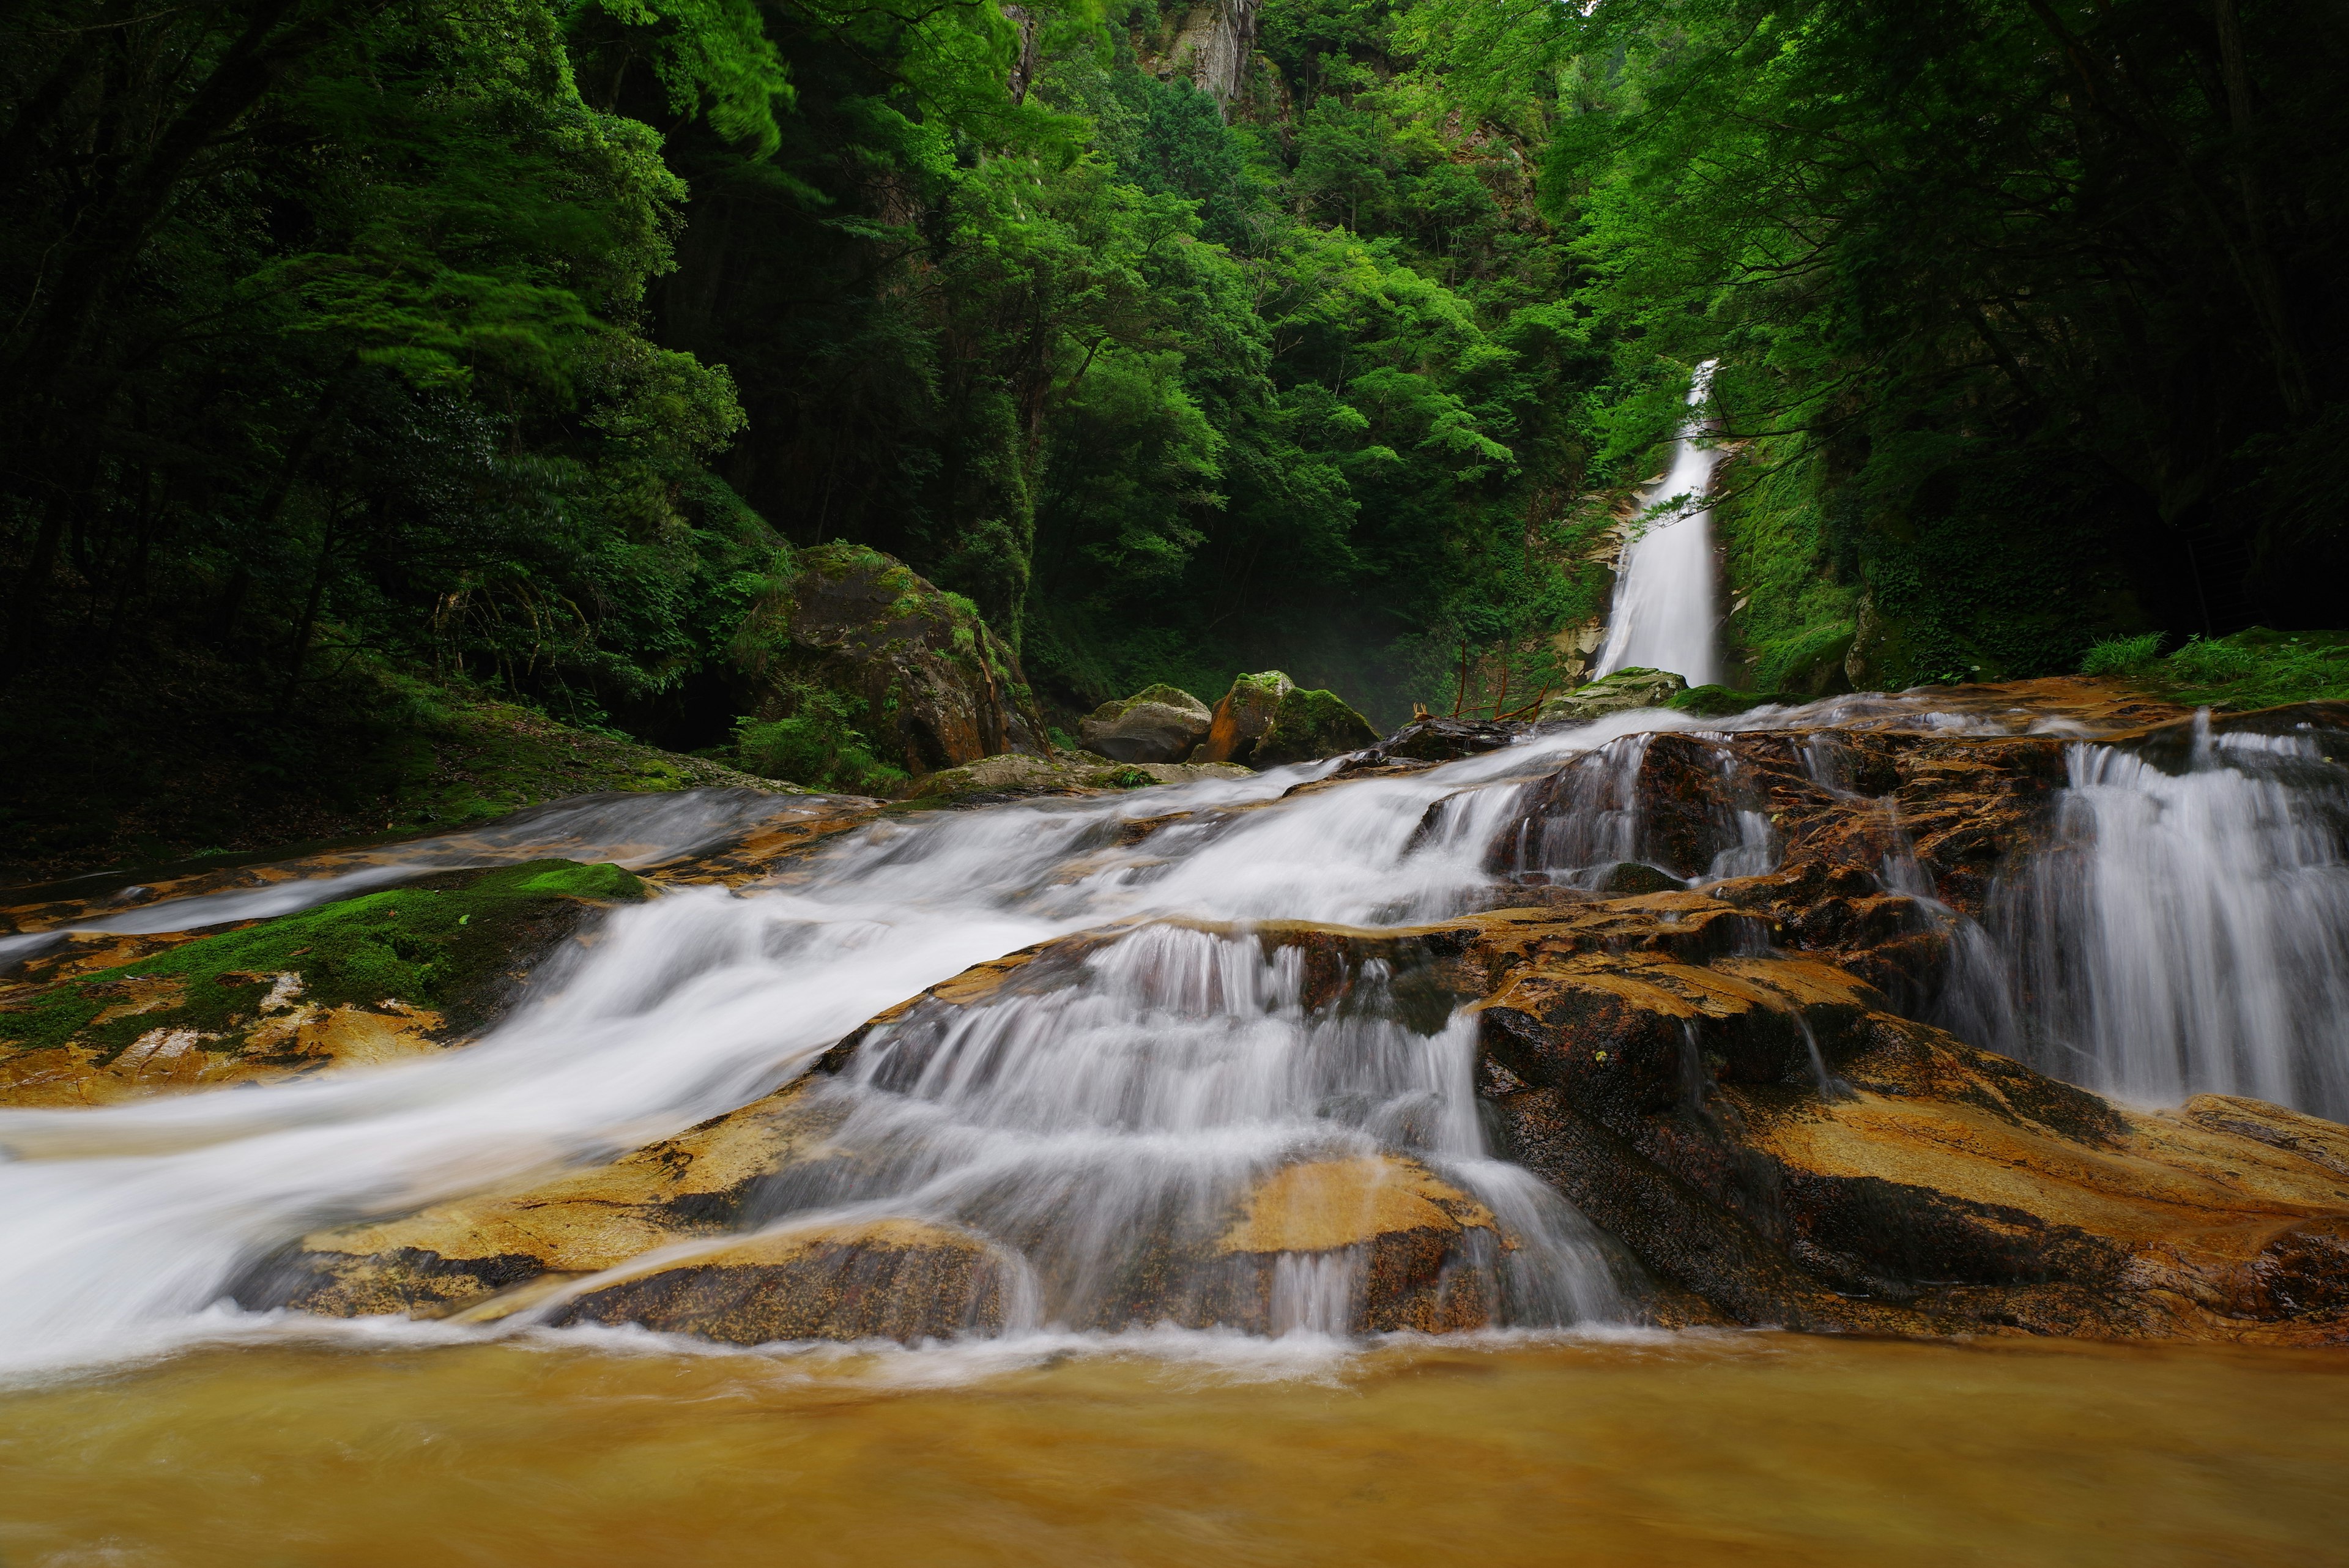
1994;718;2349;1119
1594;360;1724;686
0;713;1705;1378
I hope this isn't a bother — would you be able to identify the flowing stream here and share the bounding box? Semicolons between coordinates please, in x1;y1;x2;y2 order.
0;711;1708;1378
1593;360;1725;686
6;684;2349;1378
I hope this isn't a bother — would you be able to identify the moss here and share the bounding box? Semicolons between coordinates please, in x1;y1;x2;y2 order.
1233;670;1294;697
1669;685;1802;718
0;860;644;1063
1253;688;1379;766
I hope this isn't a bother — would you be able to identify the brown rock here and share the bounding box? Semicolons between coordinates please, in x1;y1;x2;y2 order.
551;1219;1009;1345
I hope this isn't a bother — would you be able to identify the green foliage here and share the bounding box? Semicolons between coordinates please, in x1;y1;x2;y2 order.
731;679;906;795
0;860;642;1060
2100;630;2349;710
2166;636;2265;688
2080;634;2168;679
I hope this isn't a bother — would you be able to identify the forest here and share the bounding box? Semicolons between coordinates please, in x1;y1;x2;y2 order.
2;0;2343;872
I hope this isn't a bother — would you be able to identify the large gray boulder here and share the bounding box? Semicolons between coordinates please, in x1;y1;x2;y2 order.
1077;684;1214;763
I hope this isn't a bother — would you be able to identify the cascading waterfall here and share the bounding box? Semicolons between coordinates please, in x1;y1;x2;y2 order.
0;711;1697;1377
1593;360;1724;686
1994;718;2349;1118
727;924;1620;1335
7;677;2349;1378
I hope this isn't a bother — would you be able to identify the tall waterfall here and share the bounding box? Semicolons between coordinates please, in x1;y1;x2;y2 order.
1594;360;1724;686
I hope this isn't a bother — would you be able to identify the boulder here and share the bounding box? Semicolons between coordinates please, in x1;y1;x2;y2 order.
1252;688;1382;767
1077;684;1214;763
1197;671;1293;764
905;752;1250;802
1537;666;1688;725
729;544;1053;777
1213;1154;1502;1334
1375;716;1526;763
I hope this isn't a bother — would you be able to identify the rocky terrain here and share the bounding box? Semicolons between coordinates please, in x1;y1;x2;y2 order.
12;677;2328;1348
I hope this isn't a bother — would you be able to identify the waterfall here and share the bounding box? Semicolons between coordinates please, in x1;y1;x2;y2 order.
1594;360;1724;686
1995;718;2349;1119
0;712;1694;1377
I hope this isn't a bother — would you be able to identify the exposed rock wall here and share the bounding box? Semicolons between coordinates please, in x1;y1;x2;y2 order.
1154;0;1262;110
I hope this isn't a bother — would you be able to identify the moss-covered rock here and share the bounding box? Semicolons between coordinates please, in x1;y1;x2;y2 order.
903;752;1249;803
1077;683;1213;763
1252;688;1382;767
1537;667;1688;725
1197;671;1294;764
1668;685;1802;719
728;544;1053;786
0;860;642;1104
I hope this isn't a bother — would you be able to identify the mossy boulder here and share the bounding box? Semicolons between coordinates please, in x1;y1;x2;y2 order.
1197;671;1294;764
903;752;1249;803
1252;688;1382;767
728;544;1053;782
0;860;642;1104
1669;685;1802;719
1077;683;1214;763
1537;667;1688;726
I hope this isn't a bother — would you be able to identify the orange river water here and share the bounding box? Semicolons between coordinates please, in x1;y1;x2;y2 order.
1;1329;2343;1566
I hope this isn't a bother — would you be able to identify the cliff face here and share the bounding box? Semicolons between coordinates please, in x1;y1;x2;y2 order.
1155;0;1261;110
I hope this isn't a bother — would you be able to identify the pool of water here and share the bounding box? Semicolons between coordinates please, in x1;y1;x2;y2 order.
2;1330;2342;1566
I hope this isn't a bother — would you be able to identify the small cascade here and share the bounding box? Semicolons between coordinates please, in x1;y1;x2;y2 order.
729;924;1622;1336
1995;717;2349;1118
1593;360;1725;686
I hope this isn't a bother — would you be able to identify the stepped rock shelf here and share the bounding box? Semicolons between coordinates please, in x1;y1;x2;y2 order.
6;678;2349;1355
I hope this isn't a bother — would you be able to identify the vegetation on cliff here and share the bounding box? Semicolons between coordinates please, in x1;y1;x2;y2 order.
3;0;2342;875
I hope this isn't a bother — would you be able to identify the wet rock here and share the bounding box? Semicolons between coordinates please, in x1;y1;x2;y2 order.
0;861;644;1107
1212;1156;1502;1334
730;543;1053;776
1252;688;1382;768
1537;667;1688;725
243;1081;845;1318
550;1220;1008;1345
1375;716;1526;763
1078;685;1214;764
1197;671;1293;765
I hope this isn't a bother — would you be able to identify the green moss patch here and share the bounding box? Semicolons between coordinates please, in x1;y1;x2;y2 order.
1254;688;1381;767
0;860;644;1063
1669;686;1805;718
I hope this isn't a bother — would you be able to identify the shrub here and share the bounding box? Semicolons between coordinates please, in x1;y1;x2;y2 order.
733;680;906;795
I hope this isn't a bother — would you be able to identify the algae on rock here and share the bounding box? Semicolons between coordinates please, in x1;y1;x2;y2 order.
1537;667;1688;725
0;860;644;1104
1077;684;1214;764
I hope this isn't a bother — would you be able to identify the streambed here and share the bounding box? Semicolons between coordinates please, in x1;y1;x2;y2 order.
1;1332;2342;1566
